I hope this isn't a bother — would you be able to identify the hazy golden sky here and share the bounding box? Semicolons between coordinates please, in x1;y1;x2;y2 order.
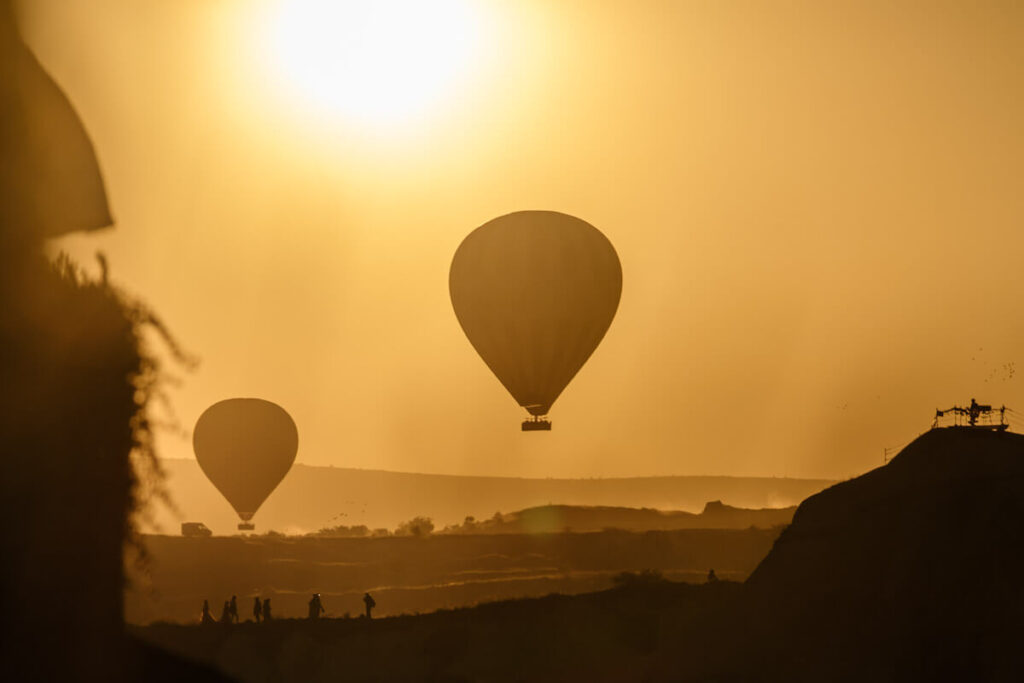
20;0;1024;479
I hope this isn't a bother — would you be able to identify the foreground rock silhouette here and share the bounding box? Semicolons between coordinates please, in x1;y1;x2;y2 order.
733;427;1024;682
1;4;227;679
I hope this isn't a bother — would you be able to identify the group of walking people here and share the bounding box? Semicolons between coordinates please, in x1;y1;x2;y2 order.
200;595;272;625
307;592;376;620
200;592;376;624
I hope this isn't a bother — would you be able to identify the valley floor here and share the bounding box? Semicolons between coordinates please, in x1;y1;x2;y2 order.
128;528;780;624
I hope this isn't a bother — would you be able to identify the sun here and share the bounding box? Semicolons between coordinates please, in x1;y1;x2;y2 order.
263;0;482;129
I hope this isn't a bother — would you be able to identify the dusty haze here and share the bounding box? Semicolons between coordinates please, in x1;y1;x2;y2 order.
17;0;1024;487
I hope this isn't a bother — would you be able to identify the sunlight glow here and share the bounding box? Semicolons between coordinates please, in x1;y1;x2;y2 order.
265;0;482;129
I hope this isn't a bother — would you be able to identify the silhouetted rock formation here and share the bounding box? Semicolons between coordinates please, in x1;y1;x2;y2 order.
0;3;226;679
741;428;1024;681
0;1;110;244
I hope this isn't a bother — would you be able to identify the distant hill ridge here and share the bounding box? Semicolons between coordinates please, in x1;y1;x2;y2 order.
434;501;796;534
148;458;832;535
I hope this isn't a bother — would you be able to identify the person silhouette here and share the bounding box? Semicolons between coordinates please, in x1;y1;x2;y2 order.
253;597;262;623
308;593;325;620
200;600;215;625
707;568;718;583
262;599;272;622
229;595;238;623
363;592;376;620
220;601;232;624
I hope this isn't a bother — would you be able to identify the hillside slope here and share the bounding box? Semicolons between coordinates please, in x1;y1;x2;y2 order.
136;581;742;683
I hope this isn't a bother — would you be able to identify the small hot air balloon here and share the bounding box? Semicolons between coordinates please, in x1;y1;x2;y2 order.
193;398;298;531
449;211;622;430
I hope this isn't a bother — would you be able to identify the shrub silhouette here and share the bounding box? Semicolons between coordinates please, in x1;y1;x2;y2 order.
395;516;435;537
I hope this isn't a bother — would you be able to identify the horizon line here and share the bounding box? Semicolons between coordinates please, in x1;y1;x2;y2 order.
160;457;837;483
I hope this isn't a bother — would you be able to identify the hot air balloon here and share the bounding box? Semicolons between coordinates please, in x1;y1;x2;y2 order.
449;211;622;430
193;398;298;530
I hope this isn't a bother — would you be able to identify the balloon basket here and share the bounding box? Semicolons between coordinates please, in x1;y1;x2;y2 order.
522;418;551;431
237;522;255;531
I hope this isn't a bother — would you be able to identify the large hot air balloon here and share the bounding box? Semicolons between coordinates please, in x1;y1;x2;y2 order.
193;398;298;530
449;211;622;430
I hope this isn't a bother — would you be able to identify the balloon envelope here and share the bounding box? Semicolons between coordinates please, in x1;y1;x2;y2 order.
449;211;622;418
193;398;298;523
